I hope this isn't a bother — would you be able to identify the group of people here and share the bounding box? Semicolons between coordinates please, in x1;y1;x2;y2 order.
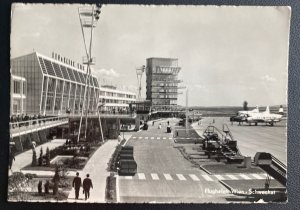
73;172;93;200
10;113;48;128
101;107;132;115
153;121;170;129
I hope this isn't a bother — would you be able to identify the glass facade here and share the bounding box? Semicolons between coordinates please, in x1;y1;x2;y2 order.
11;52;100;115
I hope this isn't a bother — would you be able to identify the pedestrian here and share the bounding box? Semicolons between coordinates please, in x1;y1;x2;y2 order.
167;121;169;125
72;172;82;199
9;152;15;170
152;121;155;126
83;174;93;200
117;133;122;144
158;123;161;129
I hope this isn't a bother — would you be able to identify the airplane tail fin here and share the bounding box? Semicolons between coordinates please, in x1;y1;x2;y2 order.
264;106;270;114
278;105;284;115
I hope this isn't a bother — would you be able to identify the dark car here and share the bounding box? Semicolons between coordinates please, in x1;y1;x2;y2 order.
167;126;172;133
118;160;137;175
143;123;148;130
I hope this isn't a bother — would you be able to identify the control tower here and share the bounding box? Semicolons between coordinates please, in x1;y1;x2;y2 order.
146;58;183;114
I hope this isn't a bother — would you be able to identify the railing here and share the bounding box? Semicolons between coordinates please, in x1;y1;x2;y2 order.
65;111;137;118
271;154;287;171
10;116;69;130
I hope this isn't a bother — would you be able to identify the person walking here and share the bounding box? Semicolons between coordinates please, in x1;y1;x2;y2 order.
72;172;82;199
9;152;15;170
118;133;122;144
83;174;93;200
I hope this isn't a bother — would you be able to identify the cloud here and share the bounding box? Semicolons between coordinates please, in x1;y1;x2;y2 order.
97;68;120;78
261;75;277;82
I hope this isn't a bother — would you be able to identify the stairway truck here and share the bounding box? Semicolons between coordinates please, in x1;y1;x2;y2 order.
118;160;137;175
254;152;272;165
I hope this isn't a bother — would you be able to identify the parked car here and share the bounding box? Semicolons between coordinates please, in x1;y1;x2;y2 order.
118;160;137;175
167;126;172;133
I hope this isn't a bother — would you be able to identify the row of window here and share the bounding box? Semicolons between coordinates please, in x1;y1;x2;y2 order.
99;91;136;99
101;99;133;104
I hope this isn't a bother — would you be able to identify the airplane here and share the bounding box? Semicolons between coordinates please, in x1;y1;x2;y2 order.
246;106;284;126
230;105;259;124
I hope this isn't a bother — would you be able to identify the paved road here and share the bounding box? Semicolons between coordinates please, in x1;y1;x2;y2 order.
192;117;287;165
118;118;236;203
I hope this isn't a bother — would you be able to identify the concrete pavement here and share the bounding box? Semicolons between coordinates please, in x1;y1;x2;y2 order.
67;139;123;202
10;139;66;173
118;118;235;203
192;117;287;164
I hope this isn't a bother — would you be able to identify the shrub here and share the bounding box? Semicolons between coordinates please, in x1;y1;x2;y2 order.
24;173;37;179
8;172;30;201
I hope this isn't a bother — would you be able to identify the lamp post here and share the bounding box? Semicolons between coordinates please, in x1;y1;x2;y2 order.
97;102;105;142
136;65;145;100
185;87;188;134
77;4;102;143
122;124;125;141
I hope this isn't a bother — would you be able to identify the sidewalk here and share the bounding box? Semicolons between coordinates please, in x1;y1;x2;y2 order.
10;139;66;173
67;139;119;203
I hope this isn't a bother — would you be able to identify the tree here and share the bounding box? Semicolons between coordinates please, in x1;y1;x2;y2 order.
45;147;50;166
243;101;248;111
52;164;60;195
32;150;37;166
39;147;43;166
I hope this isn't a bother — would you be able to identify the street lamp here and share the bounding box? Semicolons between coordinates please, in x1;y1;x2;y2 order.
97;102;105;142
77;4;103;143
136;65;145;100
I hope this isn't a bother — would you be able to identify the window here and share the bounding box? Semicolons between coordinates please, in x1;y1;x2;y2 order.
13;81;21;94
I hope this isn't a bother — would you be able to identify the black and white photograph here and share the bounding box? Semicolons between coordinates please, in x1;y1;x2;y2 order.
8;3;290;203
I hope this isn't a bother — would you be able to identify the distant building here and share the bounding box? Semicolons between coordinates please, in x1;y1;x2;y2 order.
11;52;100;115
146;58;182;111
99;85;136;113
10;74;26;115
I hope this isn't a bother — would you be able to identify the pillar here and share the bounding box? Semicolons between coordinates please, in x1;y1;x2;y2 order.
135;115;141;131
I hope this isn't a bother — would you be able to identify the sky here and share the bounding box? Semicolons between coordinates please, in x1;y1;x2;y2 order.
11;4;290;106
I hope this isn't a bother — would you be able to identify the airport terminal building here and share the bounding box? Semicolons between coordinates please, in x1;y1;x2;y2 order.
99;85;136;113
11;52;100;116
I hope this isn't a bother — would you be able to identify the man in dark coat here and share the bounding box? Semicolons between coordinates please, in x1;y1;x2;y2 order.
83;174;93;200
9;152;15;170
72;172;82;199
